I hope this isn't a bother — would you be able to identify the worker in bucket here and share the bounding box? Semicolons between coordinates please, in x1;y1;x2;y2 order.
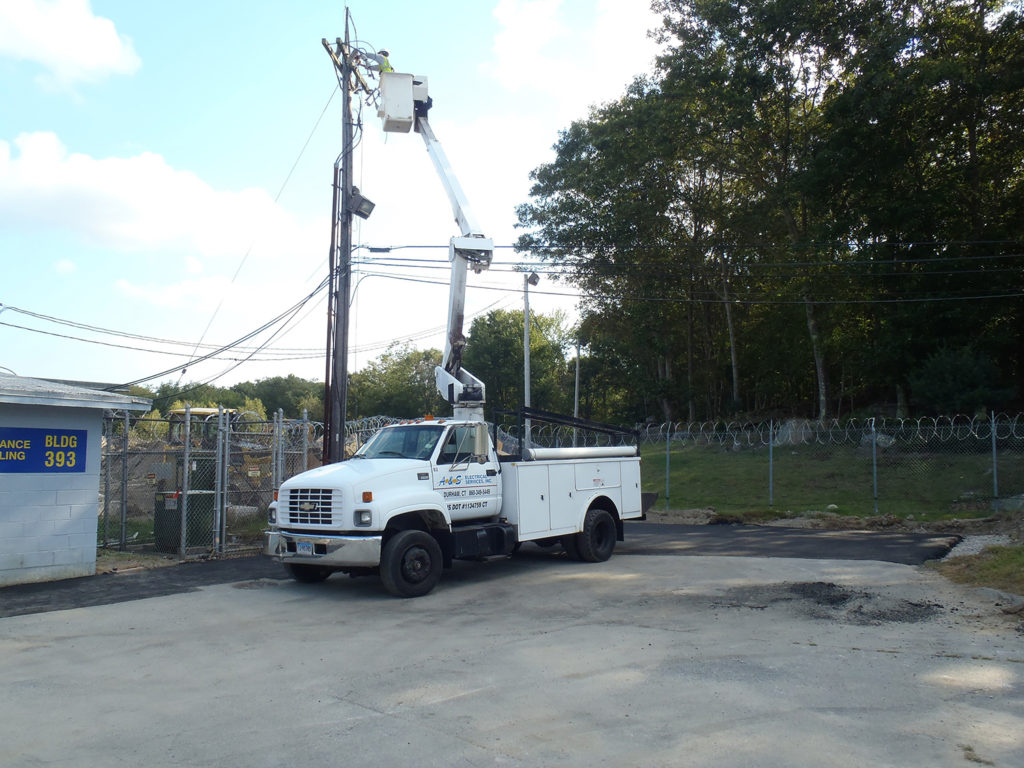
366;49;393;73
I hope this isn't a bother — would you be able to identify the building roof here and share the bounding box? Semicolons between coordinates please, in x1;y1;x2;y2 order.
0;374;152;411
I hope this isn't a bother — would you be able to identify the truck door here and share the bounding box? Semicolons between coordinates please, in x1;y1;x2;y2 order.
432;425;500;522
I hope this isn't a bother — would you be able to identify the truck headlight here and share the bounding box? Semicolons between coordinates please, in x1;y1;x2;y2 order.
268;502;277;525
354;509;372;527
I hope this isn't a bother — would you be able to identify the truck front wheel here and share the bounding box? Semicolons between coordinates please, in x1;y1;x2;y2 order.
380;529;443;597
576;508;616;562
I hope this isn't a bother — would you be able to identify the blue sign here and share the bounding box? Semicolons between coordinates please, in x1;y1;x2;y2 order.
0;427;87;473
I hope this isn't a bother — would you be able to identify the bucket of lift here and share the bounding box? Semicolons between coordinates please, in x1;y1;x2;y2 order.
378;72;430;133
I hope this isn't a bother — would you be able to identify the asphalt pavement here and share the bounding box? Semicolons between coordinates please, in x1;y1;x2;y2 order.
0;522;959;617
1;529;1019;768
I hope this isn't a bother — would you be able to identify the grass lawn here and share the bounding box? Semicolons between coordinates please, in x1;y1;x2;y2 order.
641;442;1020;521
932;546;1024;598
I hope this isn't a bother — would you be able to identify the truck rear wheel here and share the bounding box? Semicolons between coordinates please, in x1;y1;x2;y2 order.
380;529;442;597
576;508;616;562
287;564;332;583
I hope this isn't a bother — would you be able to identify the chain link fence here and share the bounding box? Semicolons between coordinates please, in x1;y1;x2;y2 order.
101;409;317;557
99;411;401;558
100;410;1023;559
639;415;1024;520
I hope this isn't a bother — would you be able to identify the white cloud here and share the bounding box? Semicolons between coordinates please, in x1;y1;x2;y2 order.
54;258;76;274
485;0;661;121
0;130;329;354
0;132;318;262
0;0;140;87
488;0;565;92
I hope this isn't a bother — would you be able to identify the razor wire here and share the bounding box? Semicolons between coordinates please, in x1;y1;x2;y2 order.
638;414;1024;448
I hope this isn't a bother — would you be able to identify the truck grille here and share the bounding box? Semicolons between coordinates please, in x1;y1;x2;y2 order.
284;488;339;525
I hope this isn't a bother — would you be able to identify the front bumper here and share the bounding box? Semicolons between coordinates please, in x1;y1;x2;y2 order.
265;530;382;568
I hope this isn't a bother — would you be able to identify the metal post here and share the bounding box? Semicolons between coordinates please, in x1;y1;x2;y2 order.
991;411;999;509
302;409;310;472
271;410;278;490
871;418;879;516
180;405;192;556
664;423;670;511
278;408;286;486
523;274;533;452
103;419;111;548
221;409;231;551
213;407;224;553
768;419;774;508
120;410;129;551
573;340;581;447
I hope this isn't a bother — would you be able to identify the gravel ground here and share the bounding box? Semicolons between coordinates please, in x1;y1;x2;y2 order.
942;534;1013;558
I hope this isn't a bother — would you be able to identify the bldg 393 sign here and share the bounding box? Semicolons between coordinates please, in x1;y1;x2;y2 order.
0;427;87;473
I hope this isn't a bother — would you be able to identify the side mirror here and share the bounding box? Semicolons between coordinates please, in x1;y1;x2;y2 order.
473;424;490;463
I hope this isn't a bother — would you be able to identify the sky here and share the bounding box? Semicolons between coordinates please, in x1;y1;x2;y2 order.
0;0;663;393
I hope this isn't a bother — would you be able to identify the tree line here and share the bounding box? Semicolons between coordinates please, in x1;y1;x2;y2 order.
515;0;1023;422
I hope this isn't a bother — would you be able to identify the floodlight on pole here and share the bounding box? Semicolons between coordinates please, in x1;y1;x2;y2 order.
349;186;376;219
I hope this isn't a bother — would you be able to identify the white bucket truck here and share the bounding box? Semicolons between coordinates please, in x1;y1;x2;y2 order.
265;60;652;596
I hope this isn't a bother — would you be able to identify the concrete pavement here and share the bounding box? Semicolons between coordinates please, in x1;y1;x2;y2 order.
1;542;1021;767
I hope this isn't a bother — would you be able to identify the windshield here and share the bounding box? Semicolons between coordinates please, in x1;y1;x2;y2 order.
355;425;444;460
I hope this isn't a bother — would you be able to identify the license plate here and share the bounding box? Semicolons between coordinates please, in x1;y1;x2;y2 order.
296;540;314;556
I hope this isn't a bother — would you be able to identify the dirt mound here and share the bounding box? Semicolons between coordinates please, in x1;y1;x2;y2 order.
715;581;944;625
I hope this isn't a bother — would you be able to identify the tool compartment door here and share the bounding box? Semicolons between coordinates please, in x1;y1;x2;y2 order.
514;464;550;536
574;460;621;491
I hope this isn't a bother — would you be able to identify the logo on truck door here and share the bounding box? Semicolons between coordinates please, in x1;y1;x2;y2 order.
435;472;495;489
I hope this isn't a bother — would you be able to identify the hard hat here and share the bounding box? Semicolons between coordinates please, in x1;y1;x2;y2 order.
379;49;390;56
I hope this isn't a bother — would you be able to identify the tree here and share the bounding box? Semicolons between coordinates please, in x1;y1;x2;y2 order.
348;344;446;419
909;346;1015;414
233;375;322;418
516;0;1023;421
462;309;570;418
812;0;1024;412
517;84;707;421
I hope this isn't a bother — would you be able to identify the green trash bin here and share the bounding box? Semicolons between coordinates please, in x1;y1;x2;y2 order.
154;490;215;552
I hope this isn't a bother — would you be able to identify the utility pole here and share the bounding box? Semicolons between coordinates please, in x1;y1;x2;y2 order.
523;272;539;450
323;14;355;463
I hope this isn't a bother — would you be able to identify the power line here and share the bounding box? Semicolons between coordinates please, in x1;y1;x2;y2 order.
176;85;341;386
110;275;332;390
356;269;1024;306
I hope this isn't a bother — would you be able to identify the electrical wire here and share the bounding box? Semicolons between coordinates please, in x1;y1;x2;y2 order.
109;275;332;390
174;84;340;388
0;304;322;354
352;268;1024;306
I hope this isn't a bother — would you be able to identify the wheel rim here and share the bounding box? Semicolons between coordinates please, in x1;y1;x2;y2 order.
400;546;433;584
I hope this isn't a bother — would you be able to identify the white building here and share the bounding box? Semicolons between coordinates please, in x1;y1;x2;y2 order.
0;374;150;586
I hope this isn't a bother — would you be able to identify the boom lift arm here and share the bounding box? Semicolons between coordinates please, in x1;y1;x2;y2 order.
378;73;493;420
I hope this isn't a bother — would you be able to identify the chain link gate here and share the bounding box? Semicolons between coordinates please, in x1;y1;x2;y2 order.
99;408;327;559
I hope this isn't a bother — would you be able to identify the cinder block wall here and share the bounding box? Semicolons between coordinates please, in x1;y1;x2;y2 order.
0;405;101;586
